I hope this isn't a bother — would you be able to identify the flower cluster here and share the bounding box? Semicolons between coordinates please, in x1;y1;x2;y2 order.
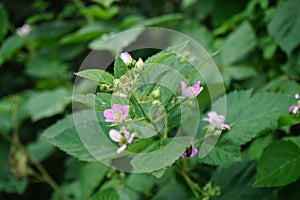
103;52;231;158
289;93;300;115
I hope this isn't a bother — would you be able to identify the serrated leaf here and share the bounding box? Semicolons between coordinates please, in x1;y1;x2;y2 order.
75;69;114;85
41;110;107;162
267;0;300;55
25;87;71;121
254;140;300;187
215;91;294;145
114;57;128;79
221;21;256;65
199;135;242;165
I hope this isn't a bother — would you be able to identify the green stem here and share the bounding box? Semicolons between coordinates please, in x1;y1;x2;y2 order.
180;169;200;198
131;95;151;122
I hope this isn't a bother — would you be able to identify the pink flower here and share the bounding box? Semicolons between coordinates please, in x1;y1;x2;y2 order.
109;126;135;153
103;104;129;122
289;105;299;114
181;81;203;98
181;146;198;158
203;111;230;130
120;52;132;66
289;93;300;115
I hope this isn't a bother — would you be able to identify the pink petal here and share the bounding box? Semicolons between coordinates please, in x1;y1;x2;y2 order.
193;81;203;96
181;81;187;94
181;152;187;158
190;147;198;157
202;117;211;123
127;133;135;144
109;129;122;142
222;124;231;130
117;144;127;153
120;52;132;65
103;109;115;122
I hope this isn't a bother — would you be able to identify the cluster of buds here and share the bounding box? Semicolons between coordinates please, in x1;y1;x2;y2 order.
113;53;144;98
289;93;300;115
202;182;221;200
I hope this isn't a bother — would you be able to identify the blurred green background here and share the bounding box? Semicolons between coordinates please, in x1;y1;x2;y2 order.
1;0;300;199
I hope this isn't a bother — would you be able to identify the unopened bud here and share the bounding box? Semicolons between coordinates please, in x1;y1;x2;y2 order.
151;87;160;99
152;99;162;106
99;84;112;92
135;58;144;69
120;52;132;66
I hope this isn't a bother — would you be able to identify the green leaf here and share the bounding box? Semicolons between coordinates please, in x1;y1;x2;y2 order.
0;35;23;66
150;168;167;179
88;28;143;52
25;56;69;78
27;139;55;162
215;90;294;145
80;5;119;20
41;110;102;162
283;136;300;148
246;134;275;160
28;21;74;47
92;188;119;200
114;57;128;79
278;115;300;127
221;21;256;65
25;87;71;121
0;4;9;41
224;65;257;81
254;140;300;187
211;161;273;200
130;137;192;173
63;162;108;199
132;14;182;27
71;93;112;112
61;22;116;44
199;138;242;165
126;174;156;194
75;69;114;85
152;179;188;200
267;0;300;55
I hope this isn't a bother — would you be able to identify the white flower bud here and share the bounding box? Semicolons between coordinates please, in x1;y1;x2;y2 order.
135;58;144;69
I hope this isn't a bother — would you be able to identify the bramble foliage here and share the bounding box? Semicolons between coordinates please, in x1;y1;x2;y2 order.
1;0;300;199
